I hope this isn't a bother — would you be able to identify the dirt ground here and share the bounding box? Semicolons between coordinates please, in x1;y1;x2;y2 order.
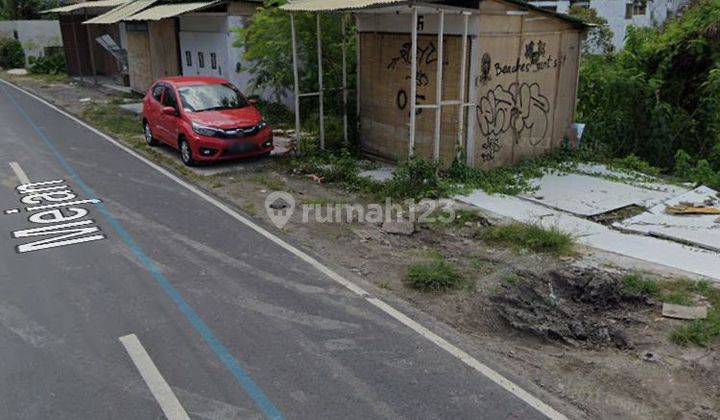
4;73;719;419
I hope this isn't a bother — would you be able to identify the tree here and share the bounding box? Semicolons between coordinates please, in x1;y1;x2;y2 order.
233;0;356;107
1;0;53;20
569;6;614;55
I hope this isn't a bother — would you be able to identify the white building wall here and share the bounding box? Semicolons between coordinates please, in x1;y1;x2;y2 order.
0;20;62;67
529;0;691;51
177;13;292;107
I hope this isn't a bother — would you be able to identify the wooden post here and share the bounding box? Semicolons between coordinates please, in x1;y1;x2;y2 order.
84;11;98;85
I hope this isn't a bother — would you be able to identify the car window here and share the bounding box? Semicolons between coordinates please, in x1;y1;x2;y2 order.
152;84;165;102
162;88;178;109
178;83;249;112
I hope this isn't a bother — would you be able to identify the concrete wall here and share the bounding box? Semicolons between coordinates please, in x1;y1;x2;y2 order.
0;20;62;67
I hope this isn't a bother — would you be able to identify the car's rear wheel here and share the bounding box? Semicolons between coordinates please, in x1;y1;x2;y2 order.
180;138;195;166
144;121;158;146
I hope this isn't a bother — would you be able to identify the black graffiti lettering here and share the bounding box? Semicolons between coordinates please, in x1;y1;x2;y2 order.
476;82;551;149
480;135;502;162
397;90;407;110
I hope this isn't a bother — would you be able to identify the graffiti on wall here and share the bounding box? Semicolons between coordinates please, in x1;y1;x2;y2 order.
476;82;551;160
387;40;446;115
476;39;565;88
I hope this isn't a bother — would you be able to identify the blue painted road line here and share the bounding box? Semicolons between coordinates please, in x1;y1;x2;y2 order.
0;84;286;420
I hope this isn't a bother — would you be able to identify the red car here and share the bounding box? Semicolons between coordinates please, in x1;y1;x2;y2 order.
142;76;273;166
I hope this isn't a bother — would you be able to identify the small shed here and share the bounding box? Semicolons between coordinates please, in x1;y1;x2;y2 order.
85;0;271;96
43;0;129;81
281;0;588;169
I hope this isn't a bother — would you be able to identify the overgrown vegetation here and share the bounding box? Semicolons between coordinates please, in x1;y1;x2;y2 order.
0;37;24;69
479;223;575;256
28;48;65;75
0;0;56;19
577;0;720;188
621;274;720;347
236;0;357;146
568;5;614;55
404;256;466;292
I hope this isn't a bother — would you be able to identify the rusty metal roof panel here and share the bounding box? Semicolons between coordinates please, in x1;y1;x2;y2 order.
83;0;158;24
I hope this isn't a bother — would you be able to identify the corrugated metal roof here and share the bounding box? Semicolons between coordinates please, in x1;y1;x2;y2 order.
280;0;409;12
83;0;157;24
42;0;130;14
122;0;222;20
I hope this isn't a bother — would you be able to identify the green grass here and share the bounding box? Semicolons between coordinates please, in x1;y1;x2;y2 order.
479;223;575;256
82;102;202;181
404;257;466;292
621;274;720;347
622;273;661;296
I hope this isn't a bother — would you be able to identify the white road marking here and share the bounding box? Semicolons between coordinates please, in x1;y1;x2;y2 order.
4;209;19;214
119;334;190;420
2;79;568;420
9;162;30;184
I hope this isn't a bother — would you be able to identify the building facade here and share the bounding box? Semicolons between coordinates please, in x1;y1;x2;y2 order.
529;0;692;51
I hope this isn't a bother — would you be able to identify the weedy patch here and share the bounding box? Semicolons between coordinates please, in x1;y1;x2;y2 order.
621;274;720;347
404;256;467;292
478;223;575;256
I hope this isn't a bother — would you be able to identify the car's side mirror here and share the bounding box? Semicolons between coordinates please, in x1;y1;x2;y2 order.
247;95;260;106
162;106;178;116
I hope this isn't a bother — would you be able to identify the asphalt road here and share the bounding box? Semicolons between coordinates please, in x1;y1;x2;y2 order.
0;80;553;420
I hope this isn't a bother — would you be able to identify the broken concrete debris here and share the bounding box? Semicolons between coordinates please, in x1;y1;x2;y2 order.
661;303;708;320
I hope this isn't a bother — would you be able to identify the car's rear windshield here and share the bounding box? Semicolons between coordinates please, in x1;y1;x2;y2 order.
178;83;249;112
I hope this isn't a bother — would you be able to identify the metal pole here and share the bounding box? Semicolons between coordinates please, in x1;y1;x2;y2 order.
457;12;469;160
408;6;418;158
290;14;301;153
356;15;361;130
316;13;325;149
341;14;348;145
433;10;444;163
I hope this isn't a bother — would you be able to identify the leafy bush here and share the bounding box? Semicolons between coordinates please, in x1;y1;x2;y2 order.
405;257;466;292
0;38;25;69
28;49;66;75
577;0;720;177
235;0;358;144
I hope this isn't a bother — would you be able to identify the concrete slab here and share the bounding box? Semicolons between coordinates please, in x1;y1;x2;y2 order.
614;186;720;251
521;166;687;216
359;167;395;183
456;189;720;282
